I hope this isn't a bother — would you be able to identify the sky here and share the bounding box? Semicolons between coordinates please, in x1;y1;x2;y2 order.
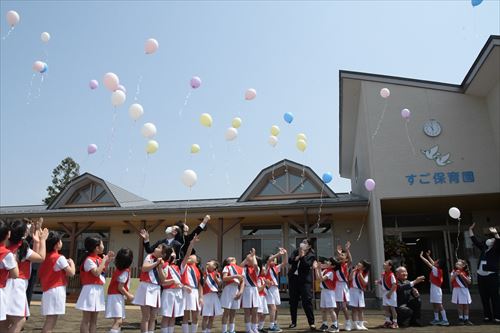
1;1;499;206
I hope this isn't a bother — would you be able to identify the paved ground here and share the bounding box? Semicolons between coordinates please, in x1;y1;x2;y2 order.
23;302;500;333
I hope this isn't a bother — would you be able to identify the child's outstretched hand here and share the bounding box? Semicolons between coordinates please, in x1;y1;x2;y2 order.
489;227;498;235
203;215;211;224
345;241;351;250
139;229;149;241
336;244;343;255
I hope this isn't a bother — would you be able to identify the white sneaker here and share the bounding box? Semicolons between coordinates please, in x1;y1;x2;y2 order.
345;320;352;332
352;321;361;330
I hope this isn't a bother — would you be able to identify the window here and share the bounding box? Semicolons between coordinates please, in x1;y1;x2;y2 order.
64;182;114;207
255;171;321;198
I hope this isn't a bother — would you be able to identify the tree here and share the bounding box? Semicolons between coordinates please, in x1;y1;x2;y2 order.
44;157;80;205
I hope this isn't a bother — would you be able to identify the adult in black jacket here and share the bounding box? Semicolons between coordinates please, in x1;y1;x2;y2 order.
287;239;317;329
395;266;425;327
174;215;210;260
469;223;500;322
140;225;182;258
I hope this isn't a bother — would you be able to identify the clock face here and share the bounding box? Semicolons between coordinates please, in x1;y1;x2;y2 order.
423;119;442;137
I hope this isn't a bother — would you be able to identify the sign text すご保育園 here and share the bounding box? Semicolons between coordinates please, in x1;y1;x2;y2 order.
405;171;475;186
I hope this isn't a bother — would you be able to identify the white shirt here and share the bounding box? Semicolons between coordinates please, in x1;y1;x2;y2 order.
0;252;17;270
477;260;494;276
54;256;69;272
84;258;106;283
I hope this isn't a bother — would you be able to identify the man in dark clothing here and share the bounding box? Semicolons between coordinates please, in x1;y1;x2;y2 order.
140;225;183;257
469;223;500;323
395;266;425;327
174;215;210;260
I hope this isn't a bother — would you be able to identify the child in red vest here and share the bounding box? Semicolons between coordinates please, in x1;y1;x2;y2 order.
256;258;270;332
39;231;76;333
334;242;352;331
106;248;134;333
375;259;398;329
181;234;203;333
264;248;287;332
451;259;473;325
241;248;260;333
220;256;244;333
0;220;19;330
76;236;115;333
201;260;223;333
160;246;183;333
314;257;339;333
420;251;449;326
348;259;370;331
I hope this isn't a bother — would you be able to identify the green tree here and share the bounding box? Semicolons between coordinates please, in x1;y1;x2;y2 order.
44;157;80;205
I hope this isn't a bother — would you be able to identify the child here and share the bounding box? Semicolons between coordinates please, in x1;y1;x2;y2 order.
375;260;398;329
451;259;473;326
256;258;269;333
314;258;339;333
160;246;184;333
220;257;244;333
334;241;352;331
133;243;169;333
420;251;449;326
106;248;134;333
76;236;115;333
264;248;287;332
0;220;19;331
39;231;76;333
349;260;370;331
181;234;203;333
241;248;259;333
201;260;223;333
6;219;48;333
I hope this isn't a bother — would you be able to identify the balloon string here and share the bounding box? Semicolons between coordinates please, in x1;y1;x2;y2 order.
1;27;14;41
316;184;325;228
36;74;45;99
179;90;192;118
372;101;388;140
184;188;191;224
141;154;149;189
405;120;416;155
100;108;118;166
26;73;36;105
455;217;462;261
134;75;143;102
125;122;136;173
356;192;371;242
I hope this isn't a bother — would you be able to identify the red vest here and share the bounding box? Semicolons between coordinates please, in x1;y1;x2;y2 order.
7;242;31;280
381;271;395;291
0;244;11;288
265;263;280;286
429;267;443;287
244;266;259;287
336;263;349;283
108;268;130;295
451;270;470;289
321;268;336;290
224;263;243;285
39;251;67;292
350;269;368;291
163;263;182;289
203;270;220;295
80;254;105;286
258;276;267;296
139;254;160;284
181;263;201;288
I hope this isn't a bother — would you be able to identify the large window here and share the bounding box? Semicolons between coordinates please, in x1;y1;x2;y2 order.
288;222;333;259
241;225;283;260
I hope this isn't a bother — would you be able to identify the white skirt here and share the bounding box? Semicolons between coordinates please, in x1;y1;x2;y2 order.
0;288;7;321
265;286;281;305
105;294;126;319
133;282;161;308
430;284;443;304
348;288;365;308
335;281;350;302
41;286;67;316
382;289;397;307
184;288;200;311
202;292;223;317
452;288;472;305
242;286;260;309
161;288;185;317
75;284;105;312
220;284;241;310
6;278;30;317
258;295;269;314
320;289;337;309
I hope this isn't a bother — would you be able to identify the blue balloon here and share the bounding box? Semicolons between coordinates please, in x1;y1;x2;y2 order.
283;112;294;124
322;172;333;184
40;63;48;73
471;0;483;6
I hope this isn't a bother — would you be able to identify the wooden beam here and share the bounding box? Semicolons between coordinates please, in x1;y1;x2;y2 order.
57;222;73;235
74;222;95;238
123;220;142;235
149;219;165;233
222;218;243;236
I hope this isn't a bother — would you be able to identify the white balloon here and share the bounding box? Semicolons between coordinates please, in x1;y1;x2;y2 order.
41;32;50;43
6;11;20;27
448;207;461;219
380;88;390;99
111;90;126;107
225;127;238;141
128;103;144;121
103;72;119;91
141;122;157;138
268;135;278;147
181;169;198;187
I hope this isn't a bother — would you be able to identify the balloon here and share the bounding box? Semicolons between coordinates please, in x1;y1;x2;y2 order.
6;10;20;27
245;88;257;101
40;63;48;73
41;32;50;43
268;135;278;147
116;84;126;94
471;0;483;7
89;80;99;90
231;117;242;128
200;113;213;127
322;172;333;184
32;61;44;72
128;103;144;121
145;38;159;54
283;112;294;124
364;179;376;191
146;140;159;154
103;72;119;91
225;127;238;141
190;76;201;89
141;122;157;138
380;88;390;99
111;90;126;107
296;139;307;152
270;125;280;136
87;144;97;155
190;144;200;154
181;169;198;187
297;133;307;141
449;207;461;219
401;108;411;120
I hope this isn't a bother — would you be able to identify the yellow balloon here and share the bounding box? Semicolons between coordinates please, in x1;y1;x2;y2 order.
231;117;242;129
190;144;200;154
200;113;213;127
146;140;159;154
297;133;307;142
270;125;280;136
296;139;307;152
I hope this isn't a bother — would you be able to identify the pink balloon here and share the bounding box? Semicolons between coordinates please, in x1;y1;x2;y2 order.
401;108;411;119
245;88;257;100
89;80;99;90
87;144;98;155
190;76;201;89
32;61;44;72
116;84;127;94
364;179;376;192
145;38;159;54
103;72;119;91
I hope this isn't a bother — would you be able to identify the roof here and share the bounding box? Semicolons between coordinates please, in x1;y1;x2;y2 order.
339;35;500;178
